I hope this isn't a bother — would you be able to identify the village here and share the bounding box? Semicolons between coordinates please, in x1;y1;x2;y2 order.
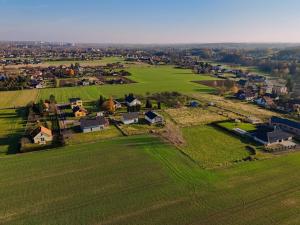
17;86;300;155
0;61;134;91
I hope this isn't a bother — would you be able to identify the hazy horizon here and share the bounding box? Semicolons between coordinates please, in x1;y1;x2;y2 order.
1;0;300;44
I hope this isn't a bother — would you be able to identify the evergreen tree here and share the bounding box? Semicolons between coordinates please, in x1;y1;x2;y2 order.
157;101;161;109
146;99;152;109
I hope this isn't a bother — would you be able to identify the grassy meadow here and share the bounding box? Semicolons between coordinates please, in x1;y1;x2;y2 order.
0;135;300;225
0;61;215;108
181;125;251;168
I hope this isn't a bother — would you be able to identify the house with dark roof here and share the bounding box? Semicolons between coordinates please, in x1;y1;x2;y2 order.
70;98;83;109
270;117;300;136
122;112;139;125
125;95;141;107
253;126;293;146
80;116;109;133
145;111;164;125
30;126;53;145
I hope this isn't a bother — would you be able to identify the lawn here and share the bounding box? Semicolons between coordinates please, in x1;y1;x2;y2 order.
0;108;26;155
0;135;300;225
66;126;123;145
0;89;39;109
165;107;226;126
0;64;215;108
181;125;250;168
217;121;257;132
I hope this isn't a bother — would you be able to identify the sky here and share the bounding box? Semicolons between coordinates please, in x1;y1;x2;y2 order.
0;0;300;44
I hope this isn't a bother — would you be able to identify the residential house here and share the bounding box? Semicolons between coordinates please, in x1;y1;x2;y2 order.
272;85;288;95
35;83;44;89
236;90;256;101
145;111;164;125
114;100;122;109
73;106;87;117
270;116;300;136
122;112;139;124
125;95;141;107
255;96;276;109
30;126;53;145
80;116;109;133
253;126;294;146
70;98;83;109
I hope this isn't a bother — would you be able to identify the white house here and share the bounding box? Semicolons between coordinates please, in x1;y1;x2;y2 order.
122;112;139;124
145;111;164;124
80;116;109;133
125;96;141;107
30;126;53;145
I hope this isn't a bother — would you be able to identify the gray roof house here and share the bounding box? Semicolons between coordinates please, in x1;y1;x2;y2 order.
122;112;139;124
80;116;109;133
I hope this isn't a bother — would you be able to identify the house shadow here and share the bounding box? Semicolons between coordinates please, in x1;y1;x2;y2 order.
0;134;22;155
0;108;28;155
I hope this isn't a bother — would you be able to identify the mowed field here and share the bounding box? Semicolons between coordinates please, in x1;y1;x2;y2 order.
181;125;250;168
37;65;215;103
0;108;26;155
0;61;215;108
0;135;300;225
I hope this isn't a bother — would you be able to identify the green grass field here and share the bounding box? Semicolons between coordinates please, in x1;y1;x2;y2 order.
217;121;257;132
0;63;215;108
0;108;26;155
182;125;251;168
0;135;299;225
37;65;215;103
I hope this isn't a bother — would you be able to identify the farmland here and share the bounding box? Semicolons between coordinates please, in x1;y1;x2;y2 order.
0;135;300;225
181;125;251;168
0;63;215;108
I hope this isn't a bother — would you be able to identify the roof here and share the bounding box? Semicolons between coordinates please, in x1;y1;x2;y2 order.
69;98;81;103
268;129;292;143
125;95;136;103
254;126;293;143
263;96;275;105
122;112;139;121
271;116;300;130
80;116;108;128
72;106;87;113
145;111;160;120
30;126;52;138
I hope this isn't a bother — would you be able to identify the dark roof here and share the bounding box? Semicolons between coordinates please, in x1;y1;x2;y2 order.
238;80;247;86
268;130;292;143
72;106;81;113
80;116;108;128
271;116;300;130
145;111;160;120
125;95;136;103
122;112;139;121
254;126;293;143
69;98;81;103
